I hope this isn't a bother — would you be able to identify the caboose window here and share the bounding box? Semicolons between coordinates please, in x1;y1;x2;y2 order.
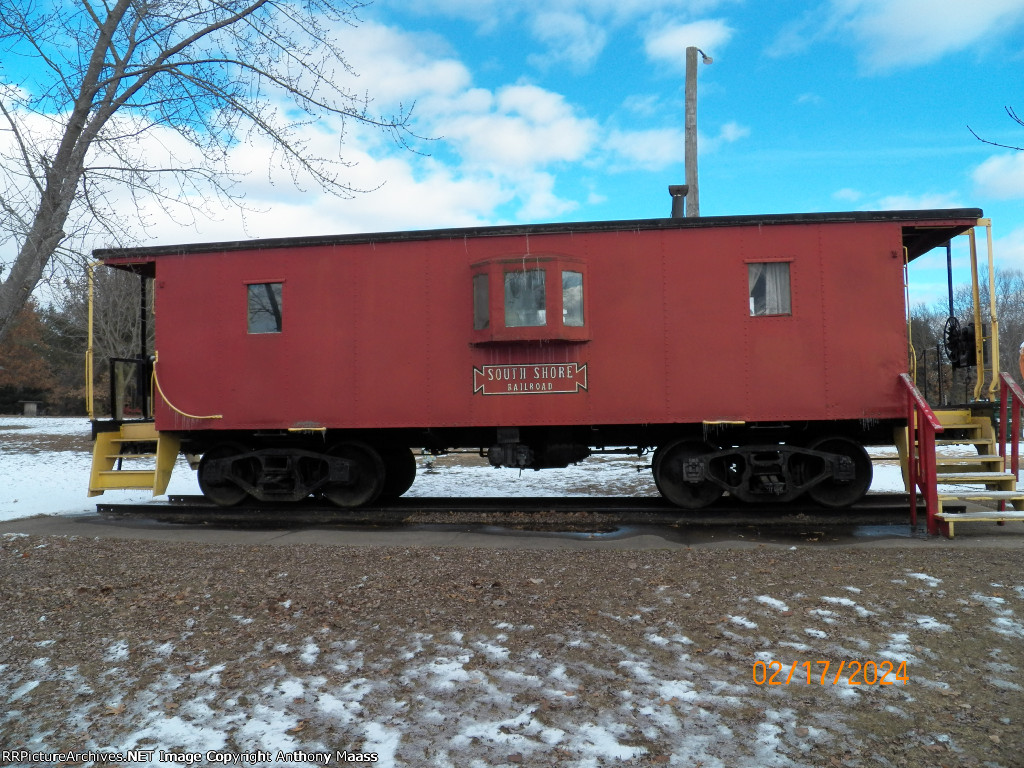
473;274;489;330
248;282;283;333
562;271;584;326
505;269;546;327
748;262;791;316
472;256;586;343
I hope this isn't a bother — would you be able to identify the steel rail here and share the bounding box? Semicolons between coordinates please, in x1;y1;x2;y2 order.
96;493;927;530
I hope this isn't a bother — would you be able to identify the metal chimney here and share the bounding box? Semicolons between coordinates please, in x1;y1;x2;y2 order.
668;185;688;218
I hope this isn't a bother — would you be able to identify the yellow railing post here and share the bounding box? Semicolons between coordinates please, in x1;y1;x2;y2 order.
982;219;1000;401
85;262;97;420
965;219;1001;402
968;228;984;400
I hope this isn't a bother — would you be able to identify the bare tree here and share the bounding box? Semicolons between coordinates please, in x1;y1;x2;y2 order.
968;106;1024;151
0;0;414;342
913;268;1024;405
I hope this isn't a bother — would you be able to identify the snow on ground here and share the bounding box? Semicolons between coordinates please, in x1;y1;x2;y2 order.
0;416;937;523
1;417;202;521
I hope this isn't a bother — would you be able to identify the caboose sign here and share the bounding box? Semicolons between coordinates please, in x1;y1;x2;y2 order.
85;207;1022;534
473;363;588;395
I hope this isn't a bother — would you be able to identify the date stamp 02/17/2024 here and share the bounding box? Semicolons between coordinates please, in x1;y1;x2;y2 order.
753;660;909;686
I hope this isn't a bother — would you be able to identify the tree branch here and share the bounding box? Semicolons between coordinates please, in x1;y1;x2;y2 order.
968;106;1024;151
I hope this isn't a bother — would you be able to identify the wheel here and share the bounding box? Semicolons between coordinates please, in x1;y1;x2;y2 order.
942;315;961;360
378;446;417;501
197;442;256;507
804;436;872;508
653;440;724;509
321;441;385;507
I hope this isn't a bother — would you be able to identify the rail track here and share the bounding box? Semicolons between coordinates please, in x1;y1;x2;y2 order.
96;493;939;533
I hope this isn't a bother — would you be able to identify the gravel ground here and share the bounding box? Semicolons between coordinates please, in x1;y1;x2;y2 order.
1;534;1023;767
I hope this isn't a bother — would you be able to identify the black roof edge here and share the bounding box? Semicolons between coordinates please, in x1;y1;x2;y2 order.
94;208;984;259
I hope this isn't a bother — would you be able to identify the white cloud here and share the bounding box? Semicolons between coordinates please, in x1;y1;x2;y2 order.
528;11;608;72
994;225;1024;270
112;126;512;247
770;0;1024;73
697;121;750;154
402;0;739;25
833;188;863;202
871;192;964;210
845;0;1024;72
215;24;601;231
439;84;598;170
331;22;472;105
604;120;747;171
393;0;741;71
621;94;664;117
330;23;601;219
605;128;685;171
644;19;735;69
160;78;596;236
716;121;749;143
513;172;581;220
796;93;823;106
973;152;1024;200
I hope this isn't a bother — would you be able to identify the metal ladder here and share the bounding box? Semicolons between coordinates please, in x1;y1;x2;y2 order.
88;421;180;497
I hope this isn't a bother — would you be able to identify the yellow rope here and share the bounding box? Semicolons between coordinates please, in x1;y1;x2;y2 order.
152;351;223;420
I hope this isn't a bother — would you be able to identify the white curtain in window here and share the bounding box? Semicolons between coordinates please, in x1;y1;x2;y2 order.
764;262;790;315
748;262;765;315
748;262;790;316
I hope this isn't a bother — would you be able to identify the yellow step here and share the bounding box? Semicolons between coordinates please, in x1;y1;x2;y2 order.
118;422;159;440
936;472;1016;484
935;409;972;423
936;455;1004;464
937;422;983;432
92;469;157;490
935;508;1024;538
936;457;1005;472
933;438;995;447
938;491;1024;501
937;510;1024;521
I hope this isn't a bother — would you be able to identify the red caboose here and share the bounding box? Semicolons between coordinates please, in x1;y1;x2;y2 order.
87;209;982;509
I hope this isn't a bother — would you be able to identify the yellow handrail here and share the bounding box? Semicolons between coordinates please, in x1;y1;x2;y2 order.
152;351;223;421
967;219;1001;401
903;246;915;382
85;262;98;420
968;227;983;400
982;219;1000;401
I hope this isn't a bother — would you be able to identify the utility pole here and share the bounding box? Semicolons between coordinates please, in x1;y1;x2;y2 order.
684;46;712;217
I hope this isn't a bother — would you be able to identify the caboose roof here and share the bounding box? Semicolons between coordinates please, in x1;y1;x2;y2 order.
96;207;982;266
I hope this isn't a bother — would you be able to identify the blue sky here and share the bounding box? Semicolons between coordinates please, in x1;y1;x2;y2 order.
5;0;1024;307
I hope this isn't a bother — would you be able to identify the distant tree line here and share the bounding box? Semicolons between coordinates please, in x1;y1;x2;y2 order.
909;268;1024;406
0;269;149;415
